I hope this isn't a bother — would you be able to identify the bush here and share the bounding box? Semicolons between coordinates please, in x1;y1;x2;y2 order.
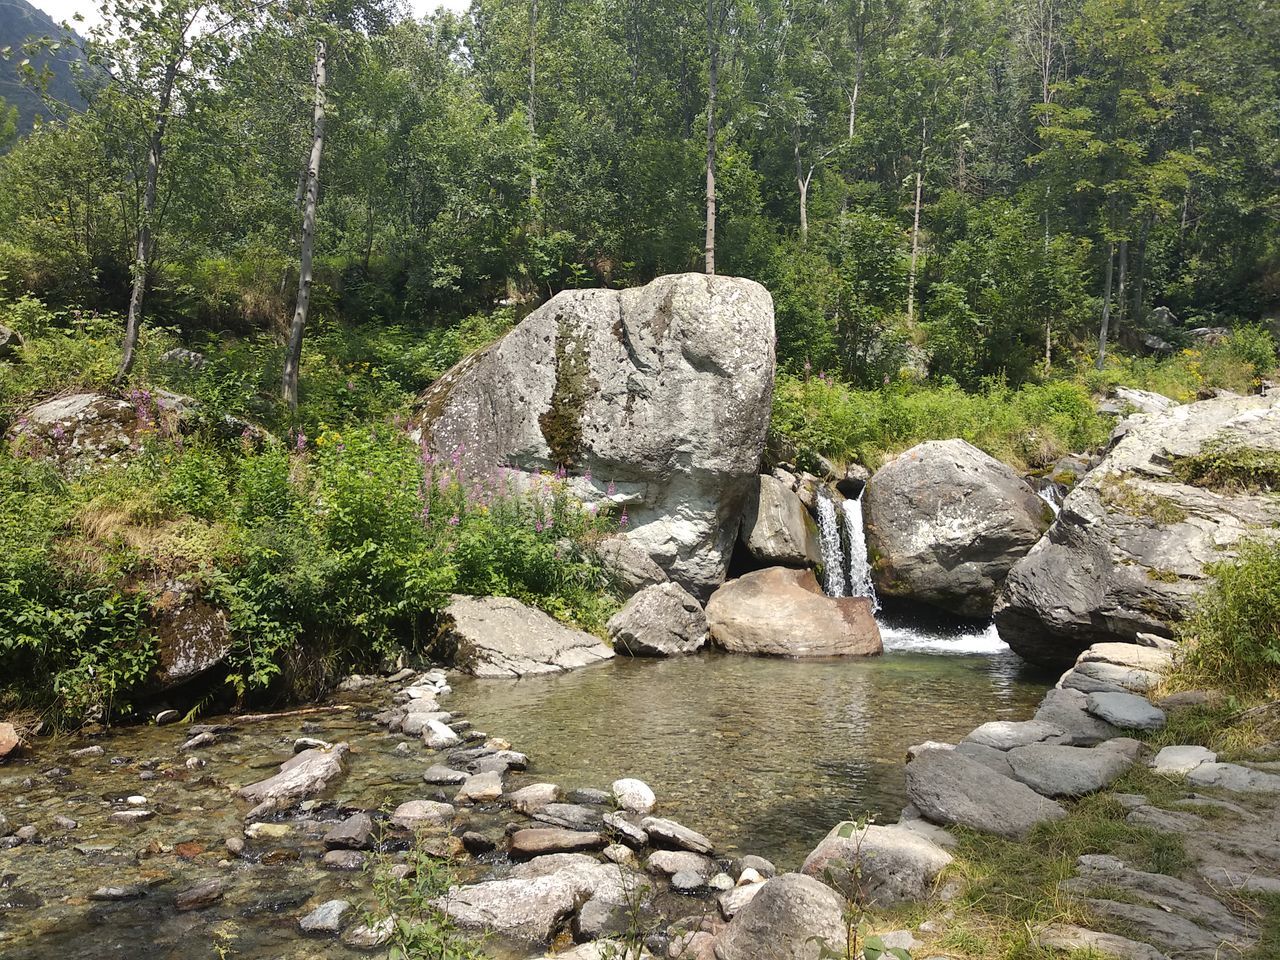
1173;439;1280;493
1177;540;1280;696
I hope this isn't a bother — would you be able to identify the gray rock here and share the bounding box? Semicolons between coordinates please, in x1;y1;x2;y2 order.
733;854;777;878
90;885;148;901
390;799;455;829
953;742;1015;779
423;764;468;785
342;916;395;949
1186;762;1280;793
1033;688;1120;746
1058;660;1161;695
174;878;224;911
603;811;648;848
322;849;366;871
1006;743;1135;798
706;567;882;658
236;743;350;818
324;812;374;849
574;895;631;940
437;595;614;678
594;536;669;596
509;828;607;858
905;748;1067;838
801;822;952;906
641;816;714;855
671;869;705;893
422;719;462;749
608;583;708;657
996;392;1280;666
611;778;657;814
647;850;716;879
1035;924;1171;960
411;274;776;597
962;719;1067;751
508;782;562;813
455;770;504;804
1086;692;1166;731
718;882;765;920
299;899;352;934
1150;745;1216;776
739;474;821;567
533;803;603;831
714;873;848;960
0;324;24;360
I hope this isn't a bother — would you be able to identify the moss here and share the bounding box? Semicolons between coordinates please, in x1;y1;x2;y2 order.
1172;438;1280;494
1146;568;1180;583
1099;475;1189;524
538;317;596;468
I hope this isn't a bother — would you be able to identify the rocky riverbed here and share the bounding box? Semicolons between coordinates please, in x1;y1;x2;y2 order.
0;630;1047;959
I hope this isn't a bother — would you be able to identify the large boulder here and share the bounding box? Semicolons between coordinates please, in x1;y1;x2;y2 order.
904;747;1066;838
436;595;614;677
863;439;1053;618
410;274;776;598
714;873;848;960
739;474;821;567
148;581;233;691
607;582;708;656
705;567;882;658
593;536;669;596
237;743;350;817
801;822;952;906
995;392;1280;666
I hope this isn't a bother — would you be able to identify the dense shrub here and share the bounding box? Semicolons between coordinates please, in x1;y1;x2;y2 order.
1176;540;1280;696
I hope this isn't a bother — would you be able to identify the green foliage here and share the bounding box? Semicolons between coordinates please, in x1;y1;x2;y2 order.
367;839;489;960
1173;439;1280;494
771;374;1108;471
1176;540;1280;697
1081;327;1278;402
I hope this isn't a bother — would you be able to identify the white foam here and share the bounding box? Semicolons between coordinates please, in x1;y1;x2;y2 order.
879;621;1009;655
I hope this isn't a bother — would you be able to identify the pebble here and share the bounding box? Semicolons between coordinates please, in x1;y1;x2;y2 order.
110;810;154;824
225;837;246;856
15;825;38;843
174;878;225;911
89;885;148;901
322;849;365;871
69;745;105;759
300;898;353;934
52;815;78;830
155;710;180;725
127;795;148;805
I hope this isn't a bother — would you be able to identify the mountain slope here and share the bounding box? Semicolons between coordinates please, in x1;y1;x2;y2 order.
0;0;86;132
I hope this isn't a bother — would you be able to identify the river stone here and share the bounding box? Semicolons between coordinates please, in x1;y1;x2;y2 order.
1035;924;1171;960
995;392;1280;666
300;898;352;934
342;916;395;949
962;719;1067;751
594;536;669;596
864;439;1052;617
532;802;603;830
455;770;504;804
718;882;764;919
1033;688;1121;746
236;743;350;817
423;719;462;749
1186;762;1280;793
714;873;847;960
671;869;705;893
574;894;630;940
0;722;23;759
1058;660;1161;695
612;778;657;814
438;859;615;941
423;764;468;785
410;274;776;597
800;822;952;906
739;474;821;567
509;828;607;858
905;748;1067;838
953;742;1015;779
323;849;366;871
437;594;614;677
508;782;562;813
603;811;648;848
391;799;455;829
1006;743;1136;797
1150;745;1216;776
324;812;374;849
706;567;882;658
1086;692;1166;731
174;878;224;911
608;583;708;657
733;854;777;878
647;850;716;879
641;816;714;854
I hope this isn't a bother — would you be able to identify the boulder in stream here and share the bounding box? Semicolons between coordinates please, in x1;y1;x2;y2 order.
714;873;848;960
738;474;821;567
436;594;614;677
706;567;882;658
236;743;350;817
607;582;708;657
863;439;1053;618
409;273;776;598
905;747;1066;838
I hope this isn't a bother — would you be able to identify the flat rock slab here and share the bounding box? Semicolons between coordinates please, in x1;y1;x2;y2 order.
1036;923;1172;960
1059;661;1161;695
962;719;1066;751
640;816;714;854
507;783;561;813
390;800;455;829
1007;742;1136;798
439;595;614;678
1034;688;1121;746
1081;898;1252;957
509;828;606;858
1086;692;1166;731
1151;745;1217;776
423;764;468;785
455;770;504;804
1078;642;1173;673
905;748;1066;838
236;743;350;816
299;899;352;934
1187;762;1280;793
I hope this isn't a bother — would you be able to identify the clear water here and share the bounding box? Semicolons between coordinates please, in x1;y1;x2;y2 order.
815;493;848;597
450;634;1047;868
843;494;880;612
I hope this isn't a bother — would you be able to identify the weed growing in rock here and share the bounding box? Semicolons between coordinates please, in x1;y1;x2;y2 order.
1173;439;1280;494
365;841;488;960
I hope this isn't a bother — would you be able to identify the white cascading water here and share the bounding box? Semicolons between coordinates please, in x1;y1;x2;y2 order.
815;492;849;597
842;494;880;612
1038;484;1061;516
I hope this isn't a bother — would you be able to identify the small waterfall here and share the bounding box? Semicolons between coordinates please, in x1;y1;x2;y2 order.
815;493;848;597
1037;484;1061;516
842;495;880;612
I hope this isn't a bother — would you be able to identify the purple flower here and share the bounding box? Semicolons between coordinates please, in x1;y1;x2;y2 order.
295;432;307;452
619;509;629;527
584;468;592;482
534;520;544;533
606;481;616;497
448;515;460;526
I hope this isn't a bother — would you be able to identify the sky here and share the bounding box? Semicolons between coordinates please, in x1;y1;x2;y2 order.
29;0;470;31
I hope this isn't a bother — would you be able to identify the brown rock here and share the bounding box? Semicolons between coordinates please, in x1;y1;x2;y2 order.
508;828;607;859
